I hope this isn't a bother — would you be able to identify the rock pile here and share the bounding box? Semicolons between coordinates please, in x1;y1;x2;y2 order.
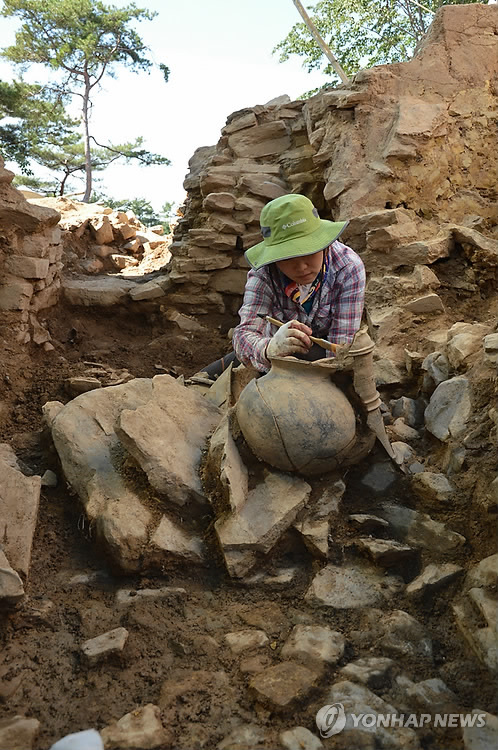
0;158;64;348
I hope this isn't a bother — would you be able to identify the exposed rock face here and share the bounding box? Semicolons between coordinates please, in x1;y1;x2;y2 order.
167;3;497;320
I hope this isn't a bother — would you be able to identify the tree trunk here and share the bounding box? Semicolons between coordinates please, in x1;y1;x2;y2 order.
82;71;92;203
292;0;350;85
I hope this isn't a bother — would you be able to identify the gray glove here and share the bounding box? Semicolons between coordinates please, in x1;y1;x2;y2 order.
266;320;312;359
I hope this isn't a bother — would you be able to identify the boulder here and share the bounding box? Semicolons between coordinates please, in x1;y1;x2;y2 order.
305;563;403;609
425;376;472;441
116;375;222;505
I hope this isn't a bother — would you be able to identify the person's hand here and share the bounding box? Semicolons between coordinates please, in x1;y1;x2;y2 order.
266;320;312;359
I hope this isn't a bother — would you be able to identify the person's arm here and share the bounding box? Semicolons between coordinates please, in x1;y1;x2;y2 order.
327;252;366;352
232;269;274;372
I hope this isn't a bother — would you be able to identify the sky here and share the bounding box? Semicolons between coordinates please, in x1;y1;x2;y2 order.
0;0;330;212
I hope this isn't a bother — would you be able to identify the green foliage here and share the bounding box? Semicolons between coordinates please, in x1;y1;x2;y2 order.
1;0;170;200
274;1;482;86
90;196;176;232
0;78;78;171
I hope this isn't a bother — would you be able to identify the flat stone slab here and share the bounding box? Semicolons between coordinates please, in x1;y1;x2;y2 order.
305;563;403;609
250;661;318;709
0;549;24;604
115;586;187;606
339;657;395;689
0;444;41;578
406;563;463;596
63;275;135;306
216;470;311;556
81;627;129;665
148;514;206;566
117;374;222;505
357;538;416;567
377;503;466;553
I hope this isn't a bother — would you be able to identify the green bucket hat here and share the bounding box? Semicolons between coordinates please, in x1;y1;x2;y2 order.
244;193;348;270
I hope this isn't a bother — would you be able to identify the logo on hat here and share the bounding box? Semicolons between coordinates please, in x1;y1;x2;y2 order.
282;218;307;230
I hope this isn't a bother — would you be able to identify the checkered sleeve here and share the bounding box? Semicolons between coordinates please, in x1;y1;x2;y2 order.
327;249;366;346
232;269;274;372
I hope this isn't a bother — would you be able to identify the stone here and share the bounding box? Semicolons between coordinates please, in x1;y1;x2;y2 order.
377;610;433;663
360;461;398;492
128;280;165;301
462;710;498;750
422;351;449;387
6;255;49;279
0;451;41;578
406;562;463;597
447;329;488;369
217;724;267;750
305;563;403;609
89;214;114;244
249;661;317;709
228;121;291;158
390;418;420;440
339;657;395;689
377;503;465;553
149;515;206;566
281;624;345;670
465;554;498;591
211;268;248;295
50;379;155;571
63;276;135;306
348;513;390;533
0;548;25;604
67;376;102;395
453;599;497;674
411;472;454;504
325;680;420;748
41;469;58;487
0;276;33;310
425;376;472;441
116;375;222;505
293;517;329;558
100;703;169;749
483;333;498;365
398;676;459;713
203;191;236;212
391;396;425;427
223;112;258;135
404;292;445;314
81;627;129;664
205;416;248;514
215;470;310;556
237;174;287;200
280;726;323;750
0;715;40;750
224;630;269;655
109;254;138;270
357;538;416;567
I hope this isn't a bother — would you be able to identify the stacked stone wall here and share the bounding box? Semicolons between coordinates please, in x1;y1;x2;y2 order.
0;159;64;348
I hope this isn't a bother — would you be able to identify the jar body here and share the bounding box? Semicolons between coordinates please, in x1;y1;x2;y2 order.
236;357;357;475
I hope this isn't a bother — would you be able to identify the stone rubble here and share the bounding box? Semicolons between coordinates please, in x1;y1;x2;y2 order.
0;3;496;746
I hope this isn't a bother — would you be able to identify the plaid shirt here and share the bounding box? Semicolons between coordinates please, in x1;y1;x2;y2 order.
232;241;365;372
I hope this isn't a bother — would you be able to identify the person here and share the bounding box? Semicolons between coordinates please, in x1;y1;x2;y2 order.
202;193;365;379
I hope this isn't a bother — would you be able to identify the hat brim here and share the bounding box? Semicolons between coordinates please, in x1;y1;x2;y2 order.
244;219;349;270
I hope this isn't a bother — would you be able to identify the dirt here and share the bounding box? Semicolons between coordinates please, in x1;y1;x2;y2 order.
0;300;497;749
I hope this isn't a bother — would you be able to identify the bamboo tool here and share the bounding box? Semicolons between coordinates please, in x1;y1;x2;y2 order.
258;314;338;353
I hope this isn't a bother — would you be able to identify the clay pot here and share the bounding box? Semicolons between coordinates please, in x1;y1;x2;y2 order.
236;356;358;475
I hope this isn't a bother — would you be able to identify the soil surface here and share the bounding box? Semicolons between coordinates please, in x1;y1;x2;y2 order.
0;302;497;750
